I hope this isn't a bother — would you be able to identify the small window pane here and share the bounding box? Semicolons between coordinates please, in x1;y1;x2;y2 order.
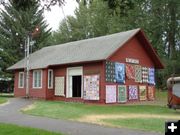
18;72;24;88
33;70;42;88
38;71;41;87
48;70;53;89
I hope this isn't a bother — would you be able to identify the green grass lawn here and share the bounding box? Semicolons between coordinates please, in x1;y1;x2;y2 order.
0;97;7;104
24;101;177;119
0;123;63;135
156;90;167;101
23;90;179;133
102;118;166;133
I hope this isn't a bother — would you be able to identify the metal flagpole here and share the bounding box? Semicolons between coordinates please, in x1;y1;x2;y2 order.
25;26;40;98
26;34;30;98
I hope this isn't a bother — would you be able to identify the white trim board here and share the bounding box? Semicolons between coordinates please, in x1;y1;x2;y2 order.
66;67;83;98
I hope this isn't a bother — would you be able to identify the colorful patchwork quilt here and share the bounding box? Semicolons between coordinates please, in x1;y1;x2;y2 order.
142;67;148;83
118;85;127;103
148;86;155;100
106;85;117;103
139;85;147;100
105;61;115;83
128;85;138;100
135;65;142;83
115;62;125;83
84;75;100;100
126;64;135;80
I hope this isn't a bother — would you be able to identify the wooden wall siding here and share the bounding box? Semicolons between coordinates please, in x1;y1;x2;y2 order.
46;62;105;103
14;69;47;99
105;35;155;103
109;36;154;67
14;35;156;104
14;71;26;97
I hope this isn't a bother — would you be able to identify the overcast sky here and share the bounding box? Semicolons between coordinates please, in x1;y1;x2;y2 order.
44;0;78;31
0;0;78;31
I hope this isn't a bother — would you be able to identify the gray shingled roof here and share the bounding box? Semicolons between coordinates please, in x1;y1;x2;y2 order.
8;28;140;70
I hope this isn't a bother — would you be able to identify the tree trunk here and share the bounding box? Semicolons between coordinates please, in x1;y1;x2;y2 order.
168;1;176;60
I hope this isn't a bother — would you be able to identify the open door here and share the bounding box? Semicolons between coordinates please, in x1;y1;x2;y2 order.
72;75;82;97
66;67;83;98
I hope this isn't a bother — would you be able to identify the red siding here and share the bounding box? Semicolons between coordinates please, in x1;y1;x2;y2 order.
48;62;105;103
107;36;155;103
14;69;47;99
29;70;47;98
14;36;157;104
14;72;26;97
47;66;66;100
83;62;105;103
109;36;154;67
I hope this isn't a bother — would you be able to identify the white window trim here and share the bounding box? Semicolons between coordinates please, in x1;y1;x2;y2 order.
33;70;43;89
48;69;53;89
66;66;83;98
18;72;24;88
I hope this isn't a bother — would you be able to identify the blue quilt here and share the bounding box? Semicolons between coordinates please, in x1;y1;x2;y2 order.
148;68;155;85
115;62;125;83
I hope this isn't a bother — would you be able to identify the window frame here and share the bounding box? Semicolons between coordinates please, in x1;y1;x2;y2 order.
33;70;42;89
48;69;53;89
18;72;24;88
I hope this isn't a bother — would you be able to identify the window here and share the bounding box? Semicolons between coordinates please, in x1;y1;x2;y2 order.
33;70;42;88
48;69;53;89
18;72;24;88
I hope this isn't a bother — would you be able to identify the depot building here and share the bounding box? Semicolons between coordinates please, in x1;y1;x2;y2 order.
8;28;164;104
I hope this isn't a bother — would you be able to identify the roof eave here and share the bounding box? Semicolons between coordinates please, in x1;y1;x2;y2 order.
7;59;106;71
106;29;164;69
138;29;165;69
47;59;105;68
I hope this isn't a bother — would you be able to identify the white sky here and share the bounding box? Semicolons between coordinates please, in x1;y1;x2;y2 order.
0;0;78;31
44;0;78;31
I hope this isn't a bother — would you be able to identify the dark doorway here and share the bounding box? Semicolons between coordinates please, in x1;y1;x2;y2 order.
72;75;82;97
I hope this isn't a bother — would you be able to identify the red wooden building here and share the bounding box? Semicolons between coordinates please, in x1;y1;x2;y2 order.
8;28;164;104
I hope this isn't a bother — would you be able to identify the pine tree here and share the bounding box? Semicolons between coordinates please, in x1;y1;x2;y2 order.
49;0;110;45
0;0;51;79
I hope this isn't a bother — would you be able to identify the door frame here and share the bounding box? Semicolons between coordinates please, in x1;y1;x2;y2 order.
66;66;83;98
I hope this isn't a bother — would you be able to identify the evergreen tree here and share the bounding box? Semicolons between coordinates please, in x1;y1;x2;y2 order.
49;0;180;88
0;0;51;79
49;0;110;44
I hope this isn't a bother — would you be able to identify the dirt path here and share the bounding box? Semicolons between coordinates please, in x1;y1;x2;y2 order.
77;113;180;125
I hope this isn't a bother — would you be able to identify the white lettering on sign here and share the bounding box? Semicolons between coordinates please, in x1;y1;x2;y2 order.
126;58;139;64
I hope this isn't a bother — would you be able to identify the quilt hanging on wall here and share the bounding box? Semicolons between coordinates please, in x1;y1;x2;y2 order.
148;86;155;100
139;85;147;100
55;77;65;96
118;85;127;103
106;85;116;103
126;64;135;80
135;65;142;83
142;67;148;83
148;68;155;85
105;61;115;83
115;62;125;83
128;85;138;100
84;75;100;100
